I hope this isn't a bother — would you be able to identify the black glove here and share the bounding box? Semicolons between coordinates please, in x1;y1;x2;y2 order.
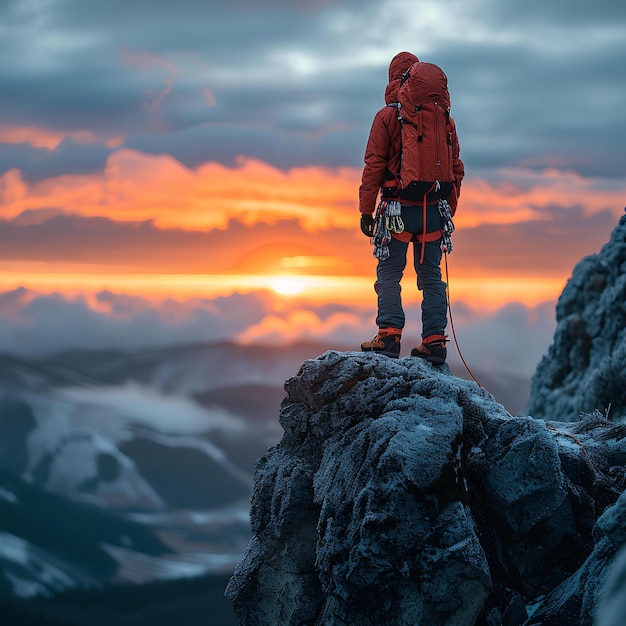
360;213;375;237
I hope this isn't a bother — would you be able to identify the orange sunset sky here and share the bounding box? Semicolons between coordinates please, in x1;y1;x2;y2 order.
1;0;625;378
0;154;622;304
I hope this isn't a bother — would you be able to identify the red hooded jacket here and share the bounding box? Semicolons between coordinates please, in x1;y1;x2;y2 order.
359;52;464;216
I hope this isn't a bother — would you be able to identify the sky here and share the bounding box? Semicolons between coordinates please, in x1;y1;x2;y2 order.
0;0;625;378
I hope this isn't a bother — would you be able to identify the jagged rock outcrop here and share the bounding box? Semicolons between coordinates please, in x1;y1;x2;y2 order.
526;213;626;423
226;351;626;625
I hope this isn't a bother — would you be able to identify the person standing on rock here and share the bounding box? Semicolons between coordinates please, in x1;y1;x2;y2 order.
359;51;464;363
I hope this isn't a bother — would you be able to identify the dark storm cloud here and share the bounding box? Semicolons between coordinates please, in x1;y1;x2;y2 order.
441;34;626;177
1;0;625;179
480;0;626;25
0;213;364;275
0;140;111;182
0;212;236;272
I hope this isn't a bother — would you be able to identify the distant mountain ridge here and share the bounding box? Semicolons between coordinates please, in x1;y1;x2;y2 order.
0;338;530;413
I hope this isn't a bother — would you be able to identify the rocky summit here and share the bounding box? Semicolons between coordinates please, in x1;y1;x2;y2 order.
226;350;626;625
227;215;626;625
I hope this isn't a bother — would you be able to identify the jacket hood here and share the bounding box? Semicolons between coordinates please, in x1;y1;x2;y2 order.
388;51;419;82
385;51;419;104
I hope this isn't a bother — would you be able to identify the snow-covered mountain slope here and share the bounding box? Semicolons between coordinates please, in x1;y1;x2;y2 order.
0;343;304;601
0;380;254;511
0;467;168;600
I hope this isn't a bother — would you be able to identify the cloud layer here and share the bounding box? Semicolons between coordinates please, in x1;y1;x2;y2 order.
1;0;625;178
0;287;555;379
0;0;624;382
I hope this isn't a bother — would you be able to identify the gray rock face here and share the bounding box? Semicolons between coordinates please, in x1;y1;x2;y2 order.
226;351;626;625
525;214;626;423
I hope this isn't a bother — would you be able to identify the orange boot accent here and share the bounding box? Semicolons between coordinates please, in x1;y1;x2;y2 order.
411;334;448;364
377;327;403;337
361;328;402;358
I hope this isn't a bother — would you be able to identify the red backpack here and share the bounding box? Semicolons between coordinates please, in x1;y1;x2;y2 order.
394;61;455;202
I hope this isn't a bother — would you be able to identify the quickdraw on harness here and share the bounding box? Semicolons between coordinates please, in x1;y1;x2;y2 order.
438;198;455;254
372;199;404;260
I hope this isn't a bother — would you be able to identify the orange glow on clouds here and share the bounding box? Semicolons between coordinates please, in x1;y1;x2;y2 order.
0;125;124;149
1;150;623;235
456;168;625;227
0;150;360;230
1;148;623;324
119;47;181;128
0;265;565;313
237;309;364;344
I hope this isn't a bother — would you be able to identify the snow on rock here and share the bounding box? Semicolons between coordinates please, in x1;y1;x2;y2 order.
525;214;626;423
226;350;626;625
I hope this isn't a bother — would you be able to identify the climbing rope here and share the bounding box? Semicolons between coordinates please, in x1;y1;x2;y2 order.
441;250;509;410
443;249;603;473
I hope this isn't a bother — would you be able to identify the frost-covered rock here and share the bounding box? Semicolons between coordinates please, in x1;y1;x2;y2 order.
525;214;626;423
226;351;626;626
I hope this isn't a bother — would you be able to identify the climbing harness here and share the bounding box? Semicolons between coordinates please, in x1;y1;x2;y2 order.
372;196;452;260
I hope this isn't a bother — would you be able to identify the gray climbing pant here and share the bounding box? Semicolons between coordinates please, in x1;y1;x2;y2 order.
374;202;447;338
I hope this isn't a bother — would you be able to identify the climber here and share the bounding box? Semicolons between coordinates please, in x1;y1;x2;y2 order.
359;51;464;364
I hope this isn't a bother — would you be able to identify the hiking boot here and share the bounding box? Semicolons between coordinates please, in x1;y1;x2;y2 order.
410;334;448;365
361;328;402;358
